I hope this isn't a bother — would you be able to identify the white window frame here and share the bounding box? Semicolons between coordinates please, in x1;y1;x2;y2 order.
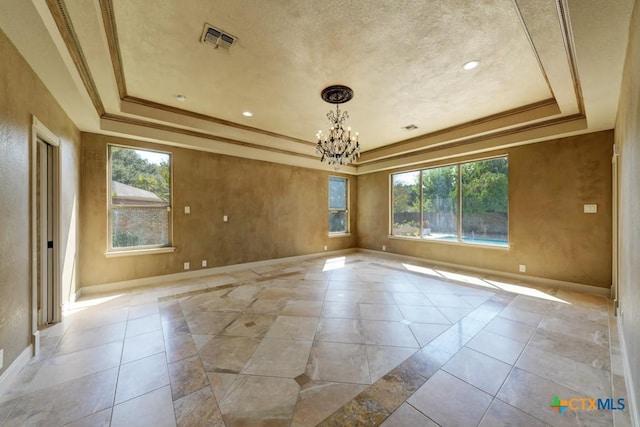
106;144;175;256
328;176;350;236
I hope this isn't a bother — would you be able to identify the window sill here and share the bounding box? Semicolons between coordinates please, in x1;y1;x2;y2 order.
328;233;352;238
105;247;176;258
387;235;509;249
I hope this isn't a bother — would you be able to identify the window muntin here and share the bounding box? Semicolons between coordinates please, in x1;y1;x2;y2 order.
329;176;348;234
108;145;171;250
391;156;508;246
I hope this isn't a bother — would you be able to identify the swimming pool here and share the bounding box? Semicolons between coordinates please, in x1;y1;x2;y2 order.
423;234;509;247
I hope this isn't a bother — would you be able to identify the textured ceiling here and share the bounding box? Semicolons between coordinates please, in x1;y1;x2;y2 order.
0;0;634;173
113;0;550;149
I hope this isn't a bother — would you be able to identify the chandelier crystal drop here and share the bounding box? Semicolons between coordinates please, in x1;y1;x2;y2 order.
315;85;361;169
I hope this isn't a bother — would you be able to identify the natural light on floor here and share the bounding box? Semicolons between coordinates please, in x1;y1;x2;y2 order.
64;294;127;315
401;263;570;304
400;264;444;278
322;256;346;271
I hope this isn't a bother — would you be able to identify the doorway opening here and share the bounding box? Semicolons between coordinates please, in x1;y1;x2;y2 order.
36;138;55;325
31;117;61;354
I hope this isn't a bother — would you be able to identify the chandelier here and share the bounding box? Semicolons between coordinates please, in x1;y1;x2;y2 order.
316;85;360;169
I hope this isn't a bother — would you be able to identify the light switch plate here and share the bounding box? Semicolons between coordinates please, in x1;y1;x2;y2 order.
584;204;598;214
202;260;207;267
223;215;228;222
184;262;190;270
184;206;191;214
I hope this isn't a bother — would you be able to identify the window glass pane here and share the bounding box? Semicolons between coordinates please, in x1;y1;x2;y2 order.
461;157;508;245
422;165;458;240
111;208;170;248
329;211;347;233
392;171;421;237
109;145;171;250
329;177;347;210
110;146;170;206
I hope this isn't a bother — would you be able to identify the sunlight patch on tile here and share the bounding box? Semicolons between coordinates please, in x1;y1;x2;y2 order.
401;263;444;278
322;256;346;272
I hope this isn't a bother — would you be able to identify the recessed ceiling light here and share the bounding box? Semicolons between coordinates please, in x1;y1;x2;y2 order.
463;60;480;71
176;95;186;102
242;111;253;117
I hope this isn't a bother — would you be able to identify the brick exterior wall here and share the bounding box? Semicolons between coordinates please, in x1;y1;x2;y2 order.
111;208;169;247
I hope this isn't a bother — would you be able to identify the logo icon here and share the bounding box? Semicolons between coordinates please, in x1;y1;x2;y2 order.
550;396;568;414
550;396;626;414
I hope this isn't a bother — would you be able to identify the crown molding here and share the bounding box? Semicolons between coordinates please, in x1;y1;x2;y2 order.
45;0;105;116
99;114;357;174
356;114;587;174
40;0;588;175
357;98;560;164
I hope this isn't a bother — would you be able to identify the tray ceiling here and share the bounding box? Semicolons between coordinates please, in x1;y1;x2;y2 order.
0;0;634;173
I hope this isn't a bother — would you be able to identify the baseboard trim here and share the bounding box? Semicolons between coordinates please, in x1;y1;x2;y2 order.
617;319;639;426
73;289;83;305
356;248;611;296
0;345;32;394
78;248;357;297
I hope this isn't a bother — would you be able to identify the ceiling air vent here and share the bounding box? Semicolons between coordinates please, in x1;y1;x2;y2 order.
201;23;237;50
402;124;418;131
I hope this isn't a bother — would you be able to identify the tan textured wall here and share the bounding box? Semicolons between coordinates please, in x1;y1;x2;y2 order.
0;29;80;375
616;0;640;416
79;134;357;287
358;131;613;288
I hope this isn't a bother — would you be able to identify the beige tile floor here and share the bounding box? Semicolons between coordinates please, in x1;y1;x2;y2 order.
0;253;631;426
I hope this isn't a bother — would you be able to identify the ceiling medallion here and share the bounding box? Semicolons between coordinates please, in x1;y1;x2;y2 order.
316;85;360;169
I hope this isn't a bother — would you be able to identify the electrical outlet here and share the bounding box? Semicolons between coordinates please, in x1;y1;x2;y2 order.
223;215;228;222
519;264;526;273
324;245;328;251
202;260;207;267
184;262;190;270
184;206;191;214
382;245;386;251
0;349;3;370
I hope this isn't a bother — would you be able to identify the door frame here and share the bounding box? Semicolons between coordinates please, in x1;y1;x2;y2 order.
612;144;620;310
30;116;61;355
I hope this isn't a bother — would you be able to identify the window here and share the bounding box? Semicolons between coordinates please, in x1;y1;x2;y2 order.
329;176;348;234
108;145;171;251
392;156;508;246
